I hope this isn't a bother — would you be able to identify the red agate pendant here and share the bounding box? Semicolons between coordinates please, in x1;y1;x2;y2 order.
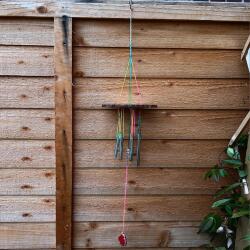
118;232;127;246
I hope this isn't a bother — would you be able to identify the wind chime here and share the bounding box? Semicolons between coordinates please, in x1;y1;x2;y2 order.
102;0;157;247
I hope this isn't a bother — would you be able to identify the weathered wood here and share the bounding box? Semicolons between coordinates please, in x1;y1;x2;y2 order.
74;168;233;195
0;169;55;195
0;196;55;222
0;139;224;169
74;196;213;222
74;139;227;168
1;77;248;110
74;19;249;49
0;223;55;249
74;248;204;250
0;140;55;169
0;110;247;140
0;48;246;78
74;78;249;110
0;46;53;76
0;1;250;22
0;18;54;46
0;109;54;139
73;222;209;248
54;16;73;250
74;110;248;140
74;48;248;79
0;77;54;108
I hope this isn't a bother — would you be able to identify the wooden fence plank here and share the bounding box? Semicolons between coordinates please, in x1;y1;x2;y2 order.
0;1;250;22
74;19;249;49
74;110;248;140
0;77;54;108
74;168;232;195
0;46;53;76
74;139;227;168
0;223;55;249
54;16;73;250
0;140;55;169
74;196;213;222
0;110;247;140
0;169;55;195
74;248;204;250
74;78;249;110
0;47;246;78
0;196;55;222
0;18;54;46
74;48;248;78
0;109;54;139
1;77;248;110
0;139;225;169
73;222;209;248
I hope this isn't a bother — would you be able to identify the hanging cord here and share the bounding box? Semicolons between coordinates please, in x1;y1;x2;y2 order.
120;0;142;104
128;0;133;104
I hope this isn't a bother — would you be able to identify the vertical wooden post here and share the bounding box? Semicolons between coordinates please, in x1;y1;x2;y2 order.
54;16;73;250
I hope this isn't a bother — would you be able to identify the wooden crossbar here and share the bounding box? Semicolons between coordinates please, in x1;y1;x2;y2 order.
0;1;250;21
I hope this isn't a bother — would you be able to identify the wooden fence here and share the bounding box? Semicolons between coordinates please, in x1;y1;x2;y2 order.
0;1;249;249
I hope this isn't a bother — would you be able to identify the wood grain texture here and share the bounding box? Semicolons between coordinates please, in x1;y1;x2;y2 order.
73;196;213;222
73;48;248;79
0;36;246;79
0;223;55;249
0;196;55;222
0;169;55;195
0;17;53;46
74;78;249;110
0;109;54;139
74;110;248;140
70;3;250;22
73;248;205;250
0;77;54;108
0;46;53;76
0;222;206;249
54;16;73;250
74;139;227;168
0;140;55;169
73;222;209;248
1;110;247;140
74;19;249;49
74;168;233;195
0;1;250;22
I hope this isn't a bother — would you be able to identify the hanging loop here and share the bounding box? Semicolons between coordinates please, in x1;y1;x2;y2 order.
129;0;133;11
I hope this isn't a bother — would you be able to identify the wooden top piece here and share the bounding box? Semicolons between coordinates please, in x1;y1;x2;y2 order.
102;103;157;109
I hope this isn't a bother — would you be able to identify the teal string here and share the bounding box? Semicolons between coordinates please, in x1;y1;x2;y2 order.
128;1;133;104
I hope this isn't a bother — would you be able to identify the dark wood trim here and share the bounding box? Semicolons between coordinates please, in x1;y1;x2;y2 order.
54;16;73;250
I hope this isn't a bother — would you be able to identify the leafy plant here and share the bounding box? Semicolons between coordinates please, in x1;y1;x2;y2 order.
198;135;250;249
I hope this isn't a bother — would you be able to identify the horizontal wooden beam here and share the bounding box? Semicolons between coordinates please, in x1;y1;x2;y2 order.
0;1;250;21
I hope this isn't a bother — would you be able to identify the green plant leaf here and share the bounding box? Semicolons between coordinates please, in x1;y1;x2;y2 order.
223;159;243;167
204;165;228;182
212;198;232;208
224;204;233;216
214;182;241;198
238;169;247;178
242;234;250;242
232;208;250;218
198;216;215;233
243;246;250;250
